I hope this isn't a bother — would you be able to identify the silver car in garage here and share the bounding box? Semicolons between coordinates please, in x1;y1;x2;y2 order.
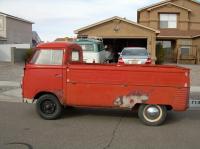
118;47;152;64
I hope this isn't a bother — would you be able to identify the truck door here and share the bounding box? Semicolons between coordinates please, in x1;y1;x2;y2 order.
26;49;64;99
64;47;84;105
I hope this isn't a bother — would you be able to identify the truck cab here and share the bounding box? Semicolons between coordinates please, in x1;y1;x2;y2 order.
22;42;190;126
75;38;106;63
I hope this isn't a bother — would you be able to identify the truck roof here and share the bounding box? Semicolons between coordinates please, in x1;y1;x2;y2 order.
37;42;76;49
75;38;102;43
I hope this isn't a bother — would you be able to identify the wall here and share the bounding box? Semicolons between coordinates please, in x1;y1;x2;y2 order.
193;37;200;63
139;4;190;30
6;17;32;44
0;44;30;62
138;0;200;31
173;0;200;30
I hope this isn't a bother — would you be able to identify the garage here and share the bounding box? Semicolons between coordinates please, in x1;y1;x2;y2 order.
74;16;159;63
103;38;147;62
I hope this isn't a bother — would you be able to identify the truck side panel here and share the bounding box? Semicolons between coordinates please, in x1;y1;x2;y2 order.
65;64;189;111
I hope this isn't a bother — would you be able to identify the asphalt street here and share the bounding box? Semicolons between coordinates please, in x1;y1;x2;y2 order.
0;102;200;149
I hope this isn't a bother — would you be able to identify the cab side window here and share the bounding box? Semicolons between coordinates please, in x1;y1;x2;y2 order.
70;49;81;62
30;49;63;65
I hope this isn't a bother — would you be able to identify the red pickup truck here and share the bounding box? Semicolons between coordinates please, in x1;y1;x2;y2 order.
22;42;190;126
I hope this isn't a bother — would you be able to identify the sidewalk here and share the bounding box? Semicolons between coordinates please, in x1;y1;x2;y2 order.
0;81;21;102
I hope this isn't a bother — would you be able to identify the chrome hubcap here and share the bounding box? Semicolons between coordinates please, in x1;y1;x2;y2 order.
145;106;160;120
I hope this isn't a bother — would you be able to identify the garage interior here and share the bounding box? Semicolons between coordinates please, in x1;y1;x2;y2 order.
103;38;147;62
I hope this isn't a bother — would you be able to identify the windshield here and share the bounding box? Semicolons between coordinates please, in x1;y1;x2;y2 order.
79;44;94;51
30;49;63;65
122;48;148;56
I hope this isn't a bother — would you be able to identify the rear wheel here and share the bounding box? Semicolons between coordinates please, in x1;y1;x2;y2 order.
138;104;167;126
36;94;63;120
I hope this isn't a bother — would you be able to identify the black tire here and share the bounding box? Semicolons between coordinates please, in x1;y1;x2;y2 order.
36;94;63;120
138;104;167;126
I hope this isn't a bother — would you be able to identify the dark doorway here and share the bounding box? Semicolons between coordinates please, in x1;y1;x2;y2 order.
157;40;176;63
103;38;147;62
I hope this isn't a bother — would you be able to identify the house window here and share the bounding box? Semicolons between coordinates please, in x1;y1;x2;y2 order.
160;14;177;28
180;46;190;55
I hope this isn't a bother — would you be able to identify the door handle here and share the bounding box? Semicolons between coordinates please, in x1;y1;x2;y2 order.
71;81;77;84
122;84;128;87
54;74;62;78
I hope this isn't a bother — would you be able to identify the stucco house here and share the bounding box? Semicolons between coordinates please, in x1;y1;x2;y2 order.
75;0;200;64
138;0;200;63
0;12;33;45
0;12;33;63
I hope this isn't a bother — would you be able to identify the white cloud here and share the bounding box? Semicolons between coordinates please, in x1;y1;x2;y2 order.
0;0;160;41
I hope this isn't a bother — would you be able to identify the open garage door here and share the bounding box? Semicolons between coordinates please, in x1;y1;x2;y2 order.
103;38;147;62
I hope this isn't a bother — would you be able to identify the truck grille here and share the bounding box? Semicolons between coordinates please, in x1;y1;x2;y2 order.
174;88;189;110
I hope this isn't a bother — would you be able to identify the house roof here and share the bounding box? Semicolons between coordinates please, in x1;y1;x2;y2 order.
0;36;7;41
0;12;34;24
138;0;200;12
158;29;200;38
147;2;192;11
74;16;160;34
193;35;200;38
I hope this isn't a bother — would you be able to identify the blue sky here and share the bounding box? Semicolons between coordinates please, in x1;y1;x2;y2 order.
0;0;177;41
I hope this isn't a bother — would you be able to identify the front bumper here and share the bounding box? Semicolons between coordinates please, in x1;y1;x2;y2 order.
23;98;35;104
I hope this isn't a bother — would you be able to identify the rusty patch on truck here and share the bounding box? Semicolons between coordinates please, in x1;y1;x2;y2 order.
114;91;149;108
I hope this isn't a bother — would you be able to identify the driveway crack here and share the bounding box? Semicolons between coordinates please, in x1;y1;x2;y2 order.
103;113;125;149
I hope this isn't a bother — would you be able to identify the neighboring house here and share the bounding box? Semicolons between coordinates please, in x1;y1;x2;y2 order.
54;37;74;42
0;12;33;45
32;31;42;47
75;0;200;64
0;12;33;63
138;0;200;63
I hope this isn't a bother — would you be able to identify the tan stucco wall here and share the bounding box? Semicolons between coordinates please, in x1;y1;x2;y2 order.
77;19;157;61
193;37;200;48
173;0;200;30
193;37;200;63
139;0;200;31
140;4;190;30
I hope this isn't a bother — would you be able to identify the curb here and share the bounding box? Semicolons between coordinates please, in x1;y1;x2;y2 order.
190;86;200;92
0;81;20;87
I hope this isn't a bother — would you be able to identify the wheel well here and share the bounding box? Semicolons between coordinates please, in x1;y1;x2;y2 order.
34;92;58;101
165;105;173;111
132;104;173;111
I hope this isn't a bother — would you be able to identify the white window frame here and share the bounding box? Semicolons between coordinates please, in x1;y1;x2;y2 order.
160;14;177;29
180;46;190;56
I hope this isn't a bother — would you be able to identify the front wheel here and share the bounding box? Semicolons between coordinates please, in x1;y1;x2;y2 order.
138;104;167;126
36;94;63;120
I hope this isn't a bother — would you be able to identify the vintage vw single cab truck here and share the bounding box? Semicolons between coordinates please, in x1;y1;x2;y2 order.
22;42;190;126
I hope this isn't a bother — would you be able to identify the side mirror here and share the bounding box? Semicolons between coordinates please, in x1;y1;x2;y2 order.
118;52;121;56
